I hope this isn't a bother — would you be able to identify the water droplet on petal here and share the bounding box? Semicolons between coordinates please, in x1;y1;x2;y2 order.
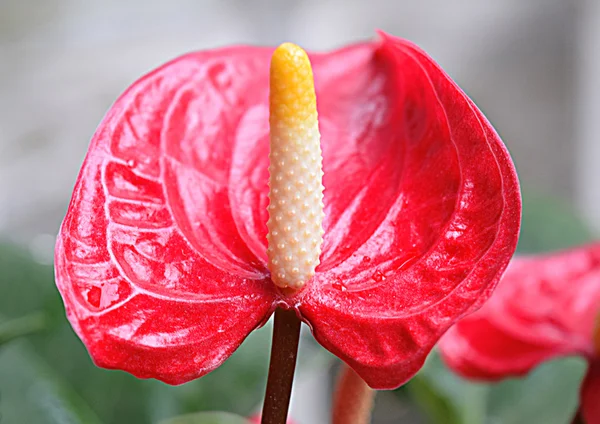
331;279;347;292
372;270;386;282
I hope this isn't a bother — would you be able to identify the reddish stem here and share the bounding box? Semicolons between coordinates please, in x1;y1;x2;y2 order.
332;364;376;424
261;308;302;424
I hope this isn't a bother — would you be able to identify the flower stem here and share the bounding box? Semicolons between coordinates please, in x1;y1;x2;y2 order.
332;364;376;424
261;308;302;424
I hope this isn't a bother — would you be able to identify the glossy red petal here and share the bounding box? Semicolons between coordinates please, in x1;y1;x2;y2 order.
484;245;600;350
439;314;572;380
55;47;280;384
298;33;521;389
439;243;600;384
581;362;600;424
57;33;522;387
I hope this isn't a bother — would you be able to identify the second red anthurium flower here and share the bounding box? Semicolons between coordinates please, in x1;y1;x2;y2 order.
54;31;521;390
439;243;600;423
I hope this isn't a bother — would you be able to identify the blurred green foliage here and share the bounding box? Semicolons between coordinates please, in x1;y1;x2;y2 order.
517;190;594;253
406;351;586;424
0;189;595;423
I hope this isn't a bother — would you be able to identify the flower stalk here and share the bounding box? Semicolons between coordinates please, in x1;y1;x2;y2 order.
261;308;301;424
332;364;376;424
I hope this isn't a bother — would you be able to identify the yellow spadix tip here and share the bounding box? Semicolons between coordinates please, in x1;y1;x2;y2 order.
269;43;318;127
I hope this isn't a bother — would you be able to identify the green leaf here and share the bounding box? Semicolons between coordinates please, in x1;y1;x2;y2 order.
0;243;57;319
518;191;593;254
406;351;586;424
405;352;488;424
0;243;156;422
159;411;250;424
0;340;103;424
486;358;585;424
405;373;462;424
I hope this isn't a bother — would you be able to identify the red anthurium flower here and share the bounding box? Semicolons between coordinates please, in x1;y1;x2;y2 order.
54;31;520;390
439;243;600;423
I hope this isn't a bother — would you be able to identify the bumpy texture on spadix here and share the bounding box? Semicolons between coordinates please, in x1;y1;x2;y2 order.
55;31;521;388
439;243;600;424
267;43;324;290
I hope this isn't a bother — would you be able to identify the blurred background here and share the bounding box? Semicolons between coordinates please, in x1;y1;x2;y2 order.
0;0;598;423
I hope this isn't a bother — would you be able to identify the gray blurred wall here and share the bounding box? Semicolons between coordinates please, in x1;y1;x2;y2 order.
0;0;583;252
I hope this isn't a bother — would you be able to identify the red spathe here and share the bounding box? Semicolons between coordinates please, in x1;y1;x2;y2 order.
55;32;521;389
439;243;600;422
